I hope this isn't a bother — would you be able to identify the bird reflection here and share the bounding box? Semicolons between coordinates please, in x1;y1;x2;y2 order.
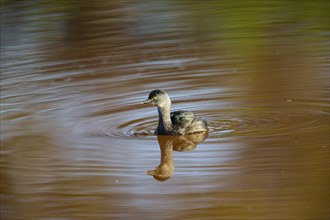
147;132;208;181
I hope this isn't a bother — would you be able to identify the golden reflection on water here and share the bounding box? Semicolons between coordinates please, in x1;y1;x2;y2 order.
147;133;208;181
1;1;329;220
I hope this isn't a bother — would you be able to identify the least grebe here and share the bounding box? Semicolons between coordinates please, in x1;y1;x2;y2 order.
142;89;208;135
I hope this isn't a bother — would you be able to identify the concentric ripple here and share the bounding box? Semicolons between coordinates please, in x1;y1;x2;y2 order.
104;111;158;138
80;94;329;141
75;108;157;140
208;107;329;138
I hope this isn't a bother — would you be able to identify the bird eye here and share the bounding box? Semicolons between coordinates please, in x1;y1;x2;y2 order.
153;96;158;100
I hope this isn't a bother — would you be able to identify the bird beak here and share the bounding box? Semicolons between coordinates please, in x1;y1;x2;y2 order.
141;99;152;104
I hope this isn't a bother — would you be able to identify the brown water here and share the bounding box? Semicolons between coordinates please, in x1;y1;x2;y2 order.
1;1;329;220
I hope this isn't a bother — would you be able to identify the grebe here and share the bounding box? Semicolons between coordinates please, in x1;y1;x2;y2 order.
142;89;208;135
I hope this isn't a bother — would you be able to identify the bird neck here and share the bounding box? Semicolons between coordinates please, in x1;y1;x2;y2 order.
157;104;172;132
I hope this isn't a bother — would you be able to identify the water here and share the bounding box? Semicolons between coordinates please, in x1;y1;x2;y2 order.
1;1;329;220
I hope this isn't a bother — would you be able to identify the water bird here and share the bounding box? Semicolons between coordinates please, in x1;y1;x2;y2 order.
142;89;208;135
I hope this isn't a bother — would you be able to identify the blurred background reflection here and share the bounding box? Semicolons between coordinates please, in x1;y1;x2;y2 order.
1;1;329;220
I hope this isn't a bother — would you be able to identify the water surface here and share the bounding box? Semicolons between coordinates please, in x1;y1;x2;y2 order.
1;1;329;220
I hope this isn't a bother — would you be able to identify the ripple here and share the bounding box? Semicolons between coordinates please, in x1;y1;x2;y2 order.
79;104;158;140
77;90;217;140
208;107;329;138
77;92;329;141
104;114;157;139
